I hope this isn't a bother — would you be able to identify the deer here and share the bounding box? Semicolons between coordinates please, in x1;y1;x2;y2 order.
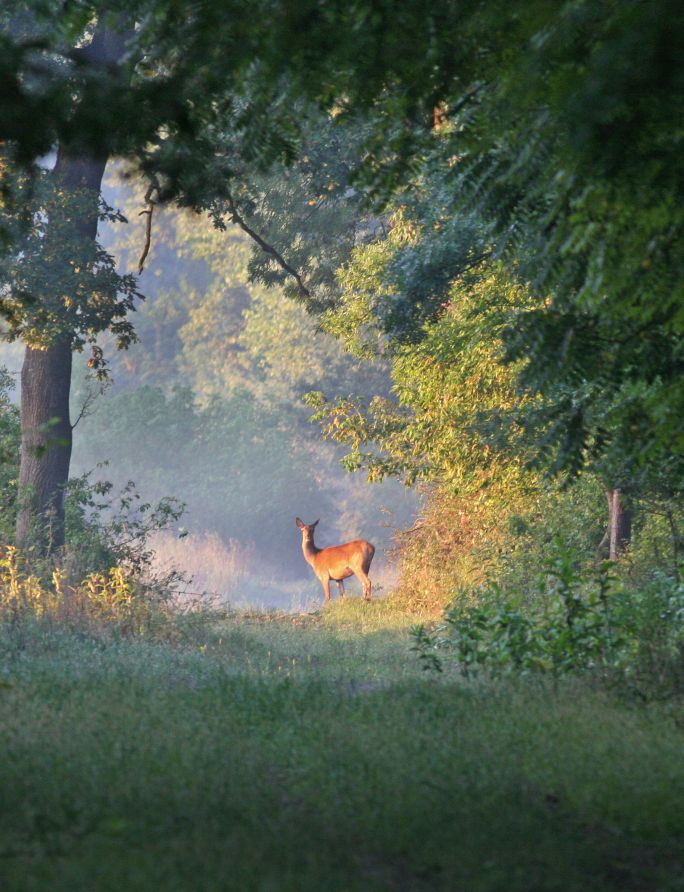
295;517;375;602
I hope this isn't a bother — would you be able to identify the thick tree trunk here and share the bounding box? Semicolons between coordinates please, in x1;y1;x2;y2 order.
16;339;74;552
605;487;632;560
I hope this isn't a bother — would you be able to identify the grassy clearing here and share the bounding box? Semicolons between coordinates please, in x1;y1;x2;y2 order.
1;597;683;891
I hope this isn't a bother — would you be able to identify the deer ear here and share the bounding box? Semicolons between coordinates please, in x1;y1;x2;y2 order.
313;519;320;527
295;517;305;529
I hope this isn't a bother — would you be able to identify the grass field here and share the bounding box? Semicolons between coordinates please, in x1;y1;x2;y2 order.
1;597;683;891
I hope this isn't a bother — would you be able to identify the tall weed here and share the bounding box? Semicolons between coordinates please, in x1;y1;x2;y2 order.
0;546;189;638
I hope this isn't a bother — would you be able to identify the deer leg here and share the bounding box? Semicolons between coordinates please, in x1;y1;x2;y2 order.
356;570;372;601
337;579;345;597
320;575;331;603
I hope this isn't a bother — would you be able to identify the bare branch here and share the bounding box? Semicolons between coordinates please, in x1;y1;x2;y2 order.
224;190;311;299
137;181;159;275
71;381;105;430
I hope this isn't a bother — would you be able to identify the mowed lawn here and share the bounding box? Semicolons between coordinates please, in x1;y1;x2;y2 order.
1;598;683;891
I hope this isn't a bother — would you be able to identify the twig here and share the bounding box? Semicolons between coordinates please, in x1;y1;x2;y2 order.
71;383;103;430
137;181;157;275
399;522;426;537
224;190;311;299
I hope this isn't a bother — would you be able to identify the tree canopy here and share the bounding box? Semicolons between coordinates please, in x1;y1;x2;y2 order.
1;0;683;558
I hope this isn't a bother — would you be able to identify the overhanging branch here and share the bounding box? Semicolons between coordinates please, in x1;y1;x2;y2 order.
224;190;311;300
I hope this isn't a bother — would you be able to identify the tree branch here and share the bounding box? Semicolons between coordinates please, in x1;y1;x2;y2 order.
224;190;311;299
71;380;105;430
137;180;159;275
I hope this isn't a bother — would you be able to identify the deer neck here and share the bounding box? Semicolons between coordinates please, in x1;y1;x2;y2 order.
302;536;320;566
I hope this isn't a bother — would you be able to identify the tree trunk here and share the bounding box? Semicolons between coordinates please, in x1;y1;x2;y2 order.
14;151;108;554
16;338;74;552
605;487;632;560
14;21;130;555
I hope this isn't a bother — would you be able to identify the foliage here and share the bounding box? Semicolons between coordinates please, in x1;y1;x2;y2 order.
313;256;532;484
226;1;684;483
414;545;624;678
2;1;683;476
0;1;459;184
447;1;684;480
1;174;141;362
629;500;684;584
413;541;684;700
0;546;176;636
208;112;375;313
392;475;605;614
64;471;185;581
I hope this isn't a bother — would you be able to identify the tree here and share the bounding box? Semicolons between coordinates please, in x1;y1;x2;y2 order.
4;20;139;552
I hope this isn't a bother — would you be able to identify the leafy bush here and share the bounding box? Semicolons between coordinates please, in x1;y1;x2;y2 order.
412;541;684;700
64;470;185;581
0;473;223;638
391;474;606;614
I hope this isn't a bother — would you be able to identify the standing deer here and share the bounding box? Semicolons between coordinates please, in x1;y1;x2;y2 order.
295;517;375;602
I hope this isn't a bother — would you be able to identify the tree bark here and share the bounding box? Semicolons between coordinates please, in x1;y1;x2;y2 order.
605;487;632;560
16;338;73;552
14;22;130;555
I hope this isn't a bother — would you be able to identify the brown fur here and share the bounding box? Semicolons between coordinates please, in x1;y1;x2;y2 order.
295;517;375;602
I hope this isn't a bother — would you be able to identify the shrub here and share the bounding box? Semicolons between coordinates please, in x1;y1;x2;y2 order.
64;471;185;583
412;540;684;700
396;475;605;614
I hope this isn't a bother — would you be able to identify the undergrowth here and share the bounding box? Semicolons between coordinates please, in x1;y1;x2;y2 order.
0;545;214;642
411;540;684;702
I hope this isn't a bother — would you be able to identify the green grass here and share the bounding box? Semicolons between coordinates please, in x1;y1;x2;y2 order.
1;597;683;891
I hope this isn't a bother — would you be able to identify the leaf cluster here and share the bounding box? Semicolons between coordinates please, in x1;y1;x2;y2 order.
1;172;142;358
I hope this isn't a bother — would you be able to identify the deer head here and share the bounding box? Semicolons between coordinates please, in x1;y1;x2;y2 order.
295;517;319;541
